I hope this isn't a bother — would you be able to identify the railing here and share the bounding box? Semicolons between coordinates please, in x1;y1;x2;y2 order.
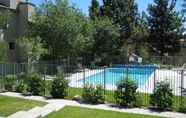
0;63;185;110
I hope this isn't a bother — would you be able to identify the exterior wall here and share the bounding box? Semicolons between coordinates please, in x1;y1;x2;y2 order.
0;0;35;62
0;0;25;9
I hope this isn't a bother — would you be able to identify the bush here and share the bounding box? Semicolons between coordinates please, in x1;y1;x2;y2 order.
27;73;44;95
51;72;68;98
4;75;17;91
82;84;105;104
150;81;173;110
16;73;28;93
179;106;186;113
16;81;28;93
135;93;143;107
114;78;138;107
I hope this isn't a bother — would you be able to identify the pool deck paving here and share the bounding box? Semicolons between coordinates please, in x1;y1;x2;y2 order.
0;92;186;118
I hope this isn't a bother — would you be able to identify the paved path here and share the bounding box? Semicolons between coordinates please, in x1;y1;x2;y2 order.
0;92;186;118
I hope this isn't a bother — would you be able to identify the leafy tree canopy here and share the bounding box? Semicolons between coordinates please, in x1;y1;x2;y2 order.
30;0;94;60
148;0;183;56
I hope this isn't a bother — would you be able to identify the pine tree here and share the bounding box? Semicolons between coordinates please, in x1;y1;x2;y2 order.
89;0;100;20
101;0;138;40
148;0;182;56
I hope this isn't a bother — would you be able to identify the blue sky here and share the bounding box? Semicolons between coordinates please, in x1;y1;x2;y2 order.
30;0;183;15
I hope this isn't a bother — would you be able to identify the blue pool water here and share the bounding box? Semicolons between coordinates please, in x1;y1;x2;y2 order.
81;66;156;86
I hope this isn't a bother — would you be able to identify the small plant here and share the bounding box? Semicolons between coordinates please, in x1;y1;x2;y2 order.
51;72;68;98
16;73;28;93
27;73;44;95
82;84;105;104
114;78;138;107
16;81;28;94
135;93;143;107
179;106;186;113
150;81;173;110
4;75;17;91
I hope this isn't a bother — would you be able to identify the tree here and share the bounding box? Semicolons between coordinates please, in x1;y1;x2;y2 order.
30;0;94;60
0;10;11;29
148;0;183;56
0;40;8;62
101;0;138;40
89;0;100;20
16;37;47;63
91;18;120;64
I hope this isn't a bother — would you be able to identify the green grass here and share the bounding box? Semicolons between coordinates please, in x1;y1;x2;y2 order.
65;87;185;110
43;81;186;111
0;95;47;116
44;106;164;118
66;87;150;106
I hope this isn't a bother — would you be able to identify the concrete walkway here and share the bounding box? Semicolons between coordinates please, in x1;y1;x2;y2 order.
0;92;186;118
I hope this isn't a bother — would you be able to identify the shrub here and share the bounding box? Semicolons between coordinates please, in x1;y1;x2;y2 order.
114;78;138;107
16;73;28;93
135;93;143;107
16;81;28;93
51;72;68;98
179;106;186;113
82;84;105;104
27;73;44;95
4;75;17;91
150;81;173;110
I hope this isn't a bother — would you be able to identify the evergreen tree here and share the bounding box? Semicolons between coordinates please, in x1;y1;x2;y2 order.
89;0;100;20
148;0;183;56
101;0;138;40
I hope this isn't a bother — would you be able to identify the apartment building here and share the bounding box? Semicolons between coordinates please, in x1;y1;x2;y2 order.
0;0;35;62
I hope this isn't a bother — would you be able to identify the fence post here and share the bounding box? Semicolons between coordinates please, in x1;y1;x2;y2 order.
3;64;5;92
126;65;129;79
154;67;156;91
43;64;46;97
181;69;184;106
0;64;2;92
104;66;106;96
83;66;85;87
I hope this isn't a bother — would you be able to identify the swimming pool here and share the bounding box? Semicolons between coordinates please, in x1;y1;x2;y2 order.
81;66;156;86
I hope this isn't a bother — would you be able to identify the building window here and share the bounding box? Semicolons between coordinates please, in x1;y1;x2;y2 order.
9;42;15;50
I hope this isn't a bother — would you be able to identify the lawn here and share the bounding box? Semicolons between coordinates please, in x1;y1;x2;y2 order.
65;87;184;110
44;106;164;118
0;95;47;116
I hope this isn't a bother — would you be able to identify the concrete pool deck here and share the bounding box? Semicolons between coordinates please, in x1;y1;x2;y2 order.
67;68;186;96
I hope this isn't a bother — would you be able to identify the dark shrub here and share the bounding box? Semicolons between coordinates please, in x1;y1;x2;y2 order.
27;73;44;95
51;72;68;98
179;106;186;113
150;81;173;110
4;75;17;91
82;84;105;104
115;78;138;107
